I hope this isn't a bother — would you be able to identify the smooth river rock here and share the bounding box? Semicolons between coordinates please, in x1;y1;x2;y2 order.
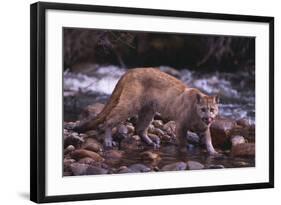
103;150;124;166
128;164;151;172
82;137;103;152
230;135;246;147
70;162;108;175
210;118;237;147
70;163;89;175
160;162;187;171
71;149;104;162
187;161;205;170
64;132;84;148
230;143;255;157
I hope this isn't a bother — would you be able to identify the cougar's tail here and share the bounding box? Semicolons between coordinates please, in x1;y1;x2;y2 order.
74;73;127;132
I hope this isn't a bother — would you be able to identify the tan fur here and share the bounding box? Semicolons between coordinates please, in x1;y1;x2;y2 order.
77;68;219;154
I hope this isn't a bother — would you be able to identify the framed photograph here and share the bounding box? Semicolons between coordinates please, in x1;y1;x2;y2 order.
30;1;274;203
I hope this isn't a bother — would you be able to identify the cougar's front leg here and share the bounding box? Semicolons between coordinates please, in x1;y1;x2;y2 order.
176;124;188;154
199;128;218;155
136;105;159;148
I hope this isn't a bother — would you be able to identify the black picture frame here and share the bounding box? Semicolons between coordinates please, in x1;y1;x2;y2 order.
30;1;274;203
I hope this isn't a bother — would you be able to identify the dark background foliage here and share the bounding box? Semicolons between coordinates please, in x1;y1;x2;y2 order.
63;28;255;72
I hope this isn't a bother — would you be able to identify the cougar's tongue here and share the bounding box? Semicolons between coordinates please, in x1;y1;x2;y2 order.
203;117;213;124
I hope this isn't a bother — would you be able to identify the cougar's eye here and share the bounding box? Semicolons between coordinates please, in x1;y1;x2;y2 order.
201;108;206;112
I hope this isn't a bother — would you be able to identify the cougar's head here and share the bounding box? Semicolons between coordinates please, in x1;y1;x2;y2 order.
195;94;219;126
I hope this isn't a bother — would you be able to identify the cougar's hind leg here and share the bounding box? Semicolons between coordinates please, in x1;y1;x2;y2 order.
136;105;159;148
103;105;131;148
103;125;114;148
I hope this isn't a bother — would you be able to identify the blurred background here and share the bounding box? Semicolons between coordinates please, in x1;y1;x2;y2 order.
63;28;255;72
63;28;255;123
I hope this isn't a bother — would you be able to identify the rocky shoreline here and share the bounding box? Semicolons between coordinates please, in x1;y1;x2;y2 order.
63;103;255;176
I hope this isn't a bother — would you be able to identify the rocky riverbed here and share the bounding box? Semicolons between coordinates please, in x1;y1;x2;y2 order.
63;66;255;176
64;104;255;176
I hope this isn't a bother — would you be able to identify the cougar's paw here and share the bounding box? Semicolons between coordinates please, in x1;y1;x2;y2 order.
103;138;113;148
147;141;160;149
208;151;222;157
153;142;160;149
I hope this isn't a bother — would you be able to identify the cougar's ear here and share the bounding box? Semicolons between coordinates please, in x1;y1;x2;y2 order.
196;93;202;104
214;94;220;104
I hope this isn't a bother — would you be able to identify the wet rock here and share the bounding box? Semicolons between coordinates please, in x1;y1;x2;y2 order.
118;166;133;174
148;124;155;132
160;145;178;156
71;149;104;162
104;150;124;166
230;135;246;147
79;133;88;139
210;118;237;147
104;150;124;159
79;103;104;120
82;137;102;152
140;151;160;163
231;143;255;157
64;145;75;154
154;112;164;121
70;163;108;175
118;124;128;135
64;132;84;148
85;165;108;175
64;158;76;164
236;118;253;128
85;130;104;142
208;164;225;169
223;150;231;154
72;132;79;136
161;134;172;142
131;135;141;141
152;120;164;128
163;121;176;137
64;158;76;172
64;122;78;130
128;164;151;172
187;161;205;170
232;161;250;167
70;163;89;175
78;157;96;164
126;124;135;134
186;131;200;144
120;137;141;150
161;162;187;171
85;130;99;137
148;126;165;143
233;123;255;143
111;127;118;135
